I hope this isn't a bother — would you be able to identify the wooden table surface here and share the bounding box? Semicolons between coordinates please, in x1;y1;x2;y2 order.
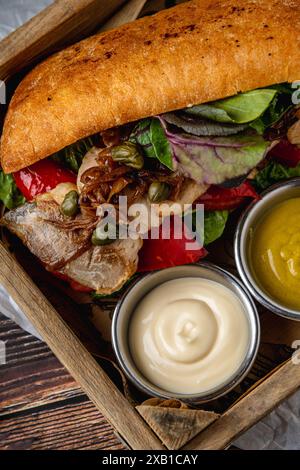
0;313;125;450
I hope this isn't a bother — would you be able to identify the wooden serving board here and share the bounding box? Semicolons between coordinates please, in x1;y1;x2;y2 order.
0;0;300;450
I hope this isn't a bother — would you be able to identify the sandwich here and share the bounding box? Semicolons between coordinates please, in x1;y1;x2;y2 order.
1;0;300;295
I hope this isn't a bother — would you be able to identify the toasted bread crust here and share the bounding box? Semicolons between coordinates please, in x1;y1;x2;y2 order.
1;0;300;173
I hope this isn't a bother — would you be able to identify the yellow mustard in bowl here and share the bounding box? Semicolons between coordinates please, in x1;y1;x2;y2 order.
250;197;300;311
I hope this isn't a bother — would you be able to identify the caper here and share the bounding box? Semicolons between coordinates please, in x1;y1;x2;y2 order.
148;181;171;203
60;190;79;217
91;223;117;246
111;142;144;169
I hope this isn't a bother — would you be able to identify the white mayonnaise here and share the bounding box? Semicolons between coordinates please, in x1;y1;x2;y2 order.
129;278;250;395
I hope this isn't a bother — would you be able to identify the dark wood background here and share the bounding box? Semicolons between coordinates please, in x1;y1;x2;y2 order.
0;313;125;450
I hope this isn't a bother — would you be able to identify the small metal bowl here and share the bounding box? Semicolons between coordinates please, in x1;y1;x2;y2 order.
112;263;260;404
235;178;300;321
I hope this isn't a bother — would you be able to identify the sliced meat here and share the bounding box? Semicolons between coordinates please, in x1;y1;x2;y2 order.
1;171;204;293
155;178;208;217
127;178;208;234
288;119;300;145
60;238;142;294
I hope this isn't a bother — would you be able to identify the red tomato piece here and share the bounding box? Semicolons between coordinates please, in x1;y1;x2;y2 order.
138;217;207;272
268;140;300;168
14;159;76;200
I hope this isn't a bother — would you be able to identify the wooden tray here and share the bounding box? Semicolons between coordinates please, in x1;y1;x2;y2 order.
1;0;300;451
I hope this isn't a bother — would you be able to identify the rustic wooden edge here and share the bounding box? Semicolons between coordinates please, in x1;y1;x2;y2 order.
0;242;165;450
0;0;127;81
183;358;300;450
99;0;147;32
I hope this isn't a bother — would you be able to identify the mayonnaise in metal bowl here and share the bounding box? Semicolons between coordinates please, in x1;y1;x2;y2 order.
112;264;260;403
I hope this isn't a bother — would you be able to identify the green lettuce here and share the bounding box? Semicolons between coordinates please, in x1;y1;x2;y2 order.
129;119;155;158
250;84;294;134
163;112;248;136
149;119;173;170
129;85;294;174
204;210;229;245
254;161;300;191
190;209;229;247
0;171;26;210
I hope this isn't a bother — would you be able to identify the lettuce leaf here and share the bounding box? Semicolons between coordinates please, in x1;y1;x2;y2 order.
250;85;294;135
185;89;277;124
131;115;269;184
164;130;269;185
129;85;294;173
130;119;173;169
0;171;26;209
254;160;300;191
52;137;94;173
129;119;156;158
149;119;173;170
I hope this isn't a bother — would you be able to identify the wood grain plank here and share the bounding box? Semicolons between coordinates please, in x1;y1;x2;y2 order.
0;398;124;450
183;359;300;450
1;357;82;416
99;0;147;32
0;2;163;450
0;0;127;81
0;243;164;450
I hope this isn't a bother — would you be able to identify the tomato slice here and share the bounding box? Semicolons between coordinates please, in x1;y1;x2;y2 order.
138;217;207;272
69;280;94;293
197;181;259;211
269;140;300;168
14;159;76;200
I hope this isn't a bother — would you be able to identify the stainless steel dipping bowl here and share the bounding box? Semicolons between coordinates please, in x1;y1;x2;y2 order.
112;263;260;404
235;178;300;321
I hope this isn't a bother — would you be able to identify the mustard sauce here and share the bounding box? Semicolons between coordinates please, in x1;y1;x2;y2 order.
250;198;300;311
